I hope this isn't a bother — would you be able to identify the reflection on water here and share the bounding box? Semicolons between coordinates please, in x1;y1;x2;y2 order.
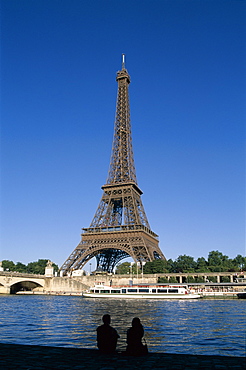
0;295;245;356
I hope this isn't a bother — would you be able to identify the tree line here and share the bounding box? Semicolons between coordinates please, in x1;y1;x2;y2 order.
115;250;246;276
1;251;245;277
1;259;59;275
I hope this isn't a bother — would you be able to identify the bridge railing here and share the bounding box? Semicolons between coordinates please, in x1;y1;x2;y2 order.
0;271;45;278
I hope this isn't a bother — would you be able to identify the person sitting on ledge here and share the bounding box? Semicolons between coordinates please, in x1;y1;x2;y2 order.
96;314;120;354
126;317;147;356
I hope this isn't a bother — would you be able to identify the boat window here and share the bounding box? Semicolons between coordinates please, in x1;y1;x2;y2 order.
95;290;99;293
111;290;121;293
168;289;179;293
122;289;126;293
157;289;167;293
152;289;156;293
127;289;137;293
139;289;149;293
101;290;110;293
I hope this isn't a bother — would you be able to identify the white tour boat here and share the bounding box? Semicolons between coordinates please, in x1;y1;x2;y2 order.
83;284;201;299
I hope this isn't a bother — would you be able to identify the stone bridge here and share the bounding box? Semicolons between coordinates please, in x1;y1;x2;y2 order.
0;272;88;294
0;272;46;294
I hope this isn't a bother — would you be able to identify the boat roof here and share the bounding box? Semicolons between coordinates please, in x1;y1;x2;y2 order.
92;284;187;288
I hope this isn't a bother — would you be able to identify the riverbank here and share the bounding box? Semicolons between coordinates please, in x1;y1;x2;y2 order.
0;343;245;369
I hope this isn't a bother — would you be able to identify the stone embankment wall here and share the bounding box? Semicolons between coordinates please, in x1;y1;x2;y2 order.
42;277;88;293
42;275;154;293
76;274;157;286
41;275;156;293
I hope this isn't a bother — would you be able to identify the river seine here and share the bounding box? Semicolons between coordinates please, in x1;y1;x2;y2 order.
0;295;245;357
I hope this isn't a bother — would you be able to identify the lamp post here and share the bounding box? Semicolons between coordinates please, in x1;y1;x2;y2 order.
141;262;146;280
137;262;140;282
130;262;134;280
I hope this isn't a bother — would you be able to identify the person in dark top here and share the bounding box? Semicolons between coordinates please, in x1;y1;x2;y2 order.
126;317;147;356
97;314;120;354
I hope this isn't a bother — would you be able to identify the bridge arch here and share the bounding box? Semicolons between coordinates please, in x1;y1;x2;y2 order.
10;280;44;294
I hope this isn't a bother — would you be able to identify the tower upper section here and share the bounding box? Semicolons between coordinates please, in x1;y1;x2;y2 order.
106;55;138;185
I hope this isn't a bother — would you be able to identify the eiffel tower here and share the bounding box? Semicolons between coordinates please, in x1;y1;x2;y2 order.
60;55;165;275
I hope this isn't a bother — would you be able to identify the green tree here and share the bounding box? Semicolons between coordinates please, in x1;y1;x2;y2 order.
173;255;196;273
196;257;209;272
166;259;175;272
207;251;230;272
186;276;195;283
15;262;27;273
2;260;16;271
115;262;131;274
208;250;223;266
131;263;141;275
195;276;206;283
208;276;217;283
169;276;178;283
52;262;59;273
143;259;170;274
221;276;230;283
232;255;246;271
158;277;169;283
26;259;58;275
1;259;58;274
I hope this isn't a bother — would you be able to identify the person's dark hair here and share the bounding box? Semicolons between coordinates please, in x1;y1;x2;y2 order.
102;314;110;324
132;317;141;326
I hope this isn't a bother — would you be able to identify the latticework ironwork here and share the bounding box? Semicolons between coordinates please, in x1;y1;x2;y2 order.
60;56;165;275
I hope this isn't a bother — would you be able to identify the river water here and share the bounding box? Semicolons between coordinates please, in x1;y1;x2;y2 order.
0;295;245;357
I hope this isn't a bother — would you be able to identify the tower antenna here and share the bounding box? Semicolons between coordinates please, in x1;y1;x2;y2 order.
122;53;125;69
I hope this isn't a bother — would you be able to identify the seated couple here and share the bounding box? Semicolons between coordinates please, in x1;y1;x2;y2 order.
97;314;148;356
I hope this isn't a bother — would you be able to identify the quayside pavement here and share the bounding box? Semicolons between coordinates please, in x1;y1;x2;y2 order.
0;343;245;370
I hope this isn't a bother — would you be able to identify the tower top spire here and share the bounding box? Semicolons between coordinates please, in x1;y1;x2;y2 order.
122;53;126;70
107;55;136;185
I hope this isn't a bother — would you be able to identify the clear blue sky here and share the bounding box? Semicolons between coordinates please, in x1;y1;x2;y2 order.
1;0;245;270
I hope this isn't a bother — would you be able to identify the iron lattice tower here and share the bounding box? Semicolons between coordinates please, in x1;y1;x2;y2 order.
60;56;165;275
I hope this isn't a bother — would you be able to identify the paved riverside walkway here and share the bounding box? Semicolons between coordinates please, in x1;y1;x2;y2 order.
0;343;245;369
